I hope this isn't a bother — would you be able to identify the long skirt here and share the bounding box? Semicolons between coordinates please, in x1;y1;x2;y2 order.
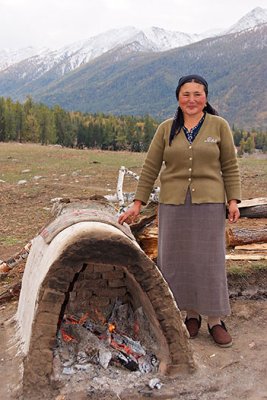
157;190;231;316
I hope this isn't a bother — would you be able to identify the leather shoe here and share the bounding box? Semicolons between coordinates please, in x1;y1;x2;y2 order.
185;315;202;338
208;320;233;347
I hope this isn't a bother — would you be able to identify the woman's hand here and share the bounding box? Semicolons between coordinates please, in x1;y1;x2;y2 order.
228;199;240;223
118;200;142;225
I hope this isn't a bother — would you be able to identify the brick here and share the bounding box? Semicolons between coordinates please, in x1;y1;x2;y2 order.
85;272;102;280
93;264;115;272
102;270;125;279
89;297;110;307
41;288;66;303
79;289;93;299
140;276;161;291
37;301;62;314
36;311;59;326
147;284;172;302
83;264;94;273
86;279;108;289
32;322;57;338
46;278;70;292
108;279;126;288
99;287;127;298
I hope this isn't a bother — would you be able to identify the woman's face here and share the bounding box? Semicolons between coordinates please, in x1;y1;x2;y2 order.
178;82;207;118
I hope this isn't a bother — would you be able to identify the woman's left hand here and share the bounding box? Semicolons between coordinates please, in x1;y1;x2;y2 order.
228;200;240;223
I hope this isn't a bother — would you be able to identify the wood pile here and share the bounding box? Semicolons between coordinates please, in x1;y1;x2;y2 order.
132;198;267;262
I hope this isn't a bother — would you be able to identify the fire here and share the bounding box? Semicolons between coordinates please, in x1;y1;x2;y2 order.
78;312;89;324
63;313;89;325
110;339;139;359
61;329;76;343
108;323;116;333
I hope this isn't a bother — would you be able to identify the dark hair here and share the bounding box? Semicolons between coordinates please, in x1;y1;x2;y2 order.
169;75;218;145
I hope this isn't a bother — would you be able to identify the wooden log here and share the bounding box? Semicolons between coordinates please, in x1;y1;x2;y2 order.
136;223;158;261
238;198;267;207
226;227;267;247
239;205;267;218
234;243;267;252
130;202;158;234
225;254;267;261
238;197;267;218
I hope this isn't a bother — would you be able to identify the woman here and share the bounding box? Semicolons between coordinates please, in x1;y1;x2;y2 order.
118;74;241;347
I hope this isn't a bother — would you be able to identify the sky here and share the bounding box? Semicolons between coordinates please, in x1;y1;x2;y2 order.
1;0;267;49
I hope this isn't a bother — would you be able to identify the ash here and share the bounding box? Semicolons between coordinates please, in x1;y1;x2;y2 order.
52;301;160;396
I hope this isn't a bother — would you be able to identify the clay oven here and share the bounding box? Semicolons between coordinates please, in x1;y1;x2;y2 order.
16;200;195;398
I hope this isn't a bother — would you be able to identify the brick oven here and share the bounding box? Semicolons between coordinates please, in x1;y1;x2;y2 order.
15;200;195;399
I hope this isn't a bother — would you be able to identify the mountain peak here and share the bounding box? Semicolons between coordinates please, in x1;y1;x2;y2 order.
225;7;267;34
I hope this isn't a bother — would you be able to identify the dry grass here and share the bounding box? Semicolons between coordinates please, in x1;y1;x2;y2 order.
0;142;266;260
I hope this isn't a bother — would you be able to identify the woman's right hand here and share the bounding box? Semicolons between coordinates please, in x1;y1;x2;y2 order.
118;200;142;225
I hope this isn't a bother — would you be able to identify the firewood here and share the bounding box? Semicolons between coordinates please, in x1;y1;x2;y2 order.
234;243;267;252
238;197;267;218
0;282;21;304
226;227;267;247
134;220;158;260
226;254;267;260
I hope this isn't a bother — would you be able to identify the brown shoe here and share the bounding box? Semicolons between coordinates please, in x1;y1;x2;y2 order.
185;315;202;338
208;321;233;347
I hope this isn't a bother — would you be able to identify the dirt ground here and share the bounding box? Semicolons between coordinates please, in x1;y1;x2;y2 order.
1;297;266;400
0;143;266;399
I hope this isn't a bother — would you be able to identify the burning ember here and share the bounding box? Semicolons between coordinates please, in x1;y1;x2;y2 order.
53;299;159;378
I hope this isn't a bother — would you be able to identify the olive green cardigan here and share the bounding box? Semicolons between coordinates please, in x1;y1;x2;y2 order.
135;114;241;205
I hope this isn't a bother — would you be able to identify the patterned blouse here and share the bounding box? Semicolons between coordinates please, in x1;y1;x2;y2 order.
183;113;206;144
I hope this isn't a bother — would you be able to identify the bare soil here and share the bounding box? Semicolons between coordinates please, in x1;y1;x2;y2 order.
1;298;266;399
0;143;266;399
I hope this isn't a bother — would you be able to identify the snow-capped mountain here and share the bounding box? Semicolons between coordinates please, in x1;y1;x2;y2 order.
0;46;48;71
225;7;267;34
0;7;266;92
0;26;202;72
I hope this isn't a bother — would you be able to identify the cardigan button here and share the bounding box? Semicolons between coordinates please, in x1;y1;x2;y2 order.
192;188;195;192
189;168;192;171
189;146;192;149
189;157;192;161
188;178;191;182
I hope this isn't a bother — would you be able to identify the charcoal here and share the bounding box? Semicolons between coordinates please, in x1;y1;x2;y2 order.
116;352;139;371
138;354;158;374
111;332;146;356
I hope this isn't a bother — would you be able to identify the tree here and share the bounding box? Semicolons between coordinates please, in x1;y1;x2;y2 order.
0;98;6;141
24;114;39;142
244;135;255;154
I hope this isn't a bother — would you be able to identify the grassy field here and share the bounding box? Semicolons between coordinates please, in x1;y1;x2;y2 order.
0;142;266;259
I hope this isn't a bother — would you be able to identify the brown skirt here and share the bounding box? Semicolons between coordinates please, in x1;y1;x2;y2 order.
158;190;230;316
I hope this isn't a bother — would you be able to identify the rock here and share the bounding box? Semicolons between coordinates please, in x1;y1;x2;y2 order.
0;263;10;273
17;180;27;185
98;349;112;369
148;378;163;389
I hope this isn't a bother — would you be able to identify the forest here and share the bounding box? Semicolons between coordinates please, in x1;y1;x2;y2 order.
0;96;266;153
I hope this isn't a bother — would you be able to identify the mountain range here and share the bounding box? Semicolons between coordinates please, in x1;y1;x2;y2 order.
0;7;266;129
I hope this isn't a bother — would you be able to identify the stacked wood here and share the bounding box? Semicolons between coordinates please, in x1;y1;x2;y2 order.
135;221;158;261
238;198;267;218
226;228;267;247
130;202;158;261
234;243;267;252
132;198;267;262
